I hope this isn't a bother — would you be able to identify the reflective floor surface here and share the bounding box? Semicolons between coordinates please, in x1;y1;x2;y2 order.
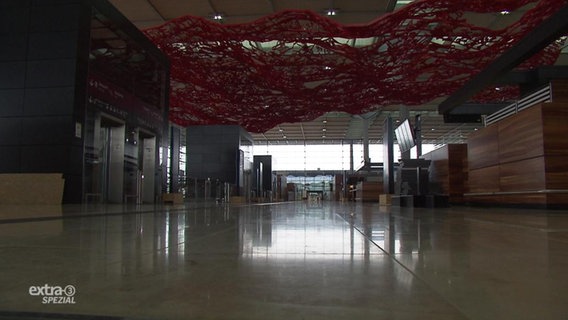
1;201;567;320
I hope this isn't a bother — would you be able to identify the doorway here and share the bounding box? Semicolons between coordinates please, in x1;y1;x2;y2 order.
139;130;156;204
85;113;125;203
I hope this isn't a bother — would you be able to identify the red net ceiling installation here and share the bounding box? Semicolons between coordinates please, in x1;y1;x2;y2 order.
144;0;566;133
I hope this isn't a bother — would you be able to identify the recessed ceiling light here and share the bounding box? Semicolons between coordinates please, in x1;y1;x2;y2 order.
325;8;338;16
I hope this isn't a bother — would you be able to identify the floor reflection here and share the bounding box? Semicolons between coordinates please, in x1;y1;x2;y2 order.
2;202;568;319
238;202;377;260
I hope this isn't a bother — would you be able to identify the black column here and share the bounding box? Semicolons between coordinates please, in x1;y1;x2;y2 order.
383;116;395;194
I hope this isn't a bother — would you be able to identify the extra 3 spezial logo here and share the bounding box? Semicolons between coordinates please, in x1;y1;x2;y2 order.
29;284;77;304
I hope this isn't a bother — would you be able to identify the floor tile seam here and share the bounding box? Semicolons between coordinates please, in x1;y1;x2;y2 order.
0;203;226;224
238;252;383;256
335;213;475;320
0;202;291;225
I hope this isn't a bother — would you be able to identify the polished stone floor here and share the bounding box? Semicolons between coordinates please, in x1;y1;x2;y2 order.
0;201;567;319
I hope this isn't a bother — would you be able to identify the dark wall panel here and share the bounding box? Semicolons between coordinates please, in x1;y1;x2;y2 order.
20;145;71;172
27;31;79;60
0;147;21;172
21;116;72;145
187;125;241;183
0;89;24;116
25;59;77;87
0;35;28;61
29;3;82;32
0;118;22;145
0;6;30;33
24;87;75;115
0;62;27;88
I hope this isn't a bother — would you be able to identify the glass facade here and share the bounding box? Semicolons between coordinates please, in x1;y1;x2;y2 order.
254;143;437;171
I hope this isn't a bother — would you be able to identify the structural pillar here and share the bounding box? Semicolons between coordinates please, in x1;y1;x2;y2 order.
363;119;370;165
383;116;395;194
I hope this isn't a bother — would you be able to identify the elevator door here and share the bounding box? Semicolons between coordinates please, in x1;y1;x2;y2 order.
98;126;110;202
100;117;125;203
139;132;156;204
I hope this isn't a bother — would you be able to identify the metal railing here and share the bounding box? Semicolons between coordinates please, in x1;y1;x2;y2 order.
484;84;552;126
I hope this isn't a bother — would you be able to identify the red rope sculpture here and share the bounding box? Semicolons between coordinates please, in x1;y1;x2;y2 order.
144;0;565;133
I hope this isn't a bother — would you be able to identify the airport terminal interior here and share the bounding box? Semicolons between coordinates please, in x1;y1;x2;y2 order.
1;0;568;319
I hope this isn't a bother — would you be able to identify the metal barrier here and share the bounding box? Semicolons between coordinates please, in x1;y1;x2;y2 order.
484;84;552;126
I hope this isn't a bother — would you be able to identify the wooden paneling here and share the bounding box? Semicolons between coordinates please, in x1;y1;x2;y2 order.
424;144;467;203
498;106;544;163
357;181;383;202
550;80;568;102
466;195;503;205
466;99;568;208
424;145;448;193
468;166;500;194
499;157;546;192
545;156;568;189
542;102;568;156
468;124;499;170
546;194;568;206
448;144;468;202
500;194;547;205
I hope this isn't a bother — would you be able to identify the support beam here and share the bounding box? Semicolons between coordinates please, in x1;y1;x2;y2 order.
438;4;568;114
385;0;398;12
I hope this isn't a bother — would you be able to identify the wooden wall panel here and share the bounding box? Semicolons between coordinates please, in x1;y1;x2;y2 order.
466;195;503;205
545;194;568;206
448;144;468;202
545;156;568;189
468;124;499;170
425;145;449;194
498;106;544;163
550;80;568;102
424;144;467;203
468;166;499;194
542;103;568;156
500;194;547;205
499;157;546;192
357;181;383;202
465;91;568;207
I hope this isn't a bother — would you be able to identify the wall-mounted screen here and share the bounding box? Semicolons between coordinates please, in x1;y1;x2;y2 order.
395;119;415;153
